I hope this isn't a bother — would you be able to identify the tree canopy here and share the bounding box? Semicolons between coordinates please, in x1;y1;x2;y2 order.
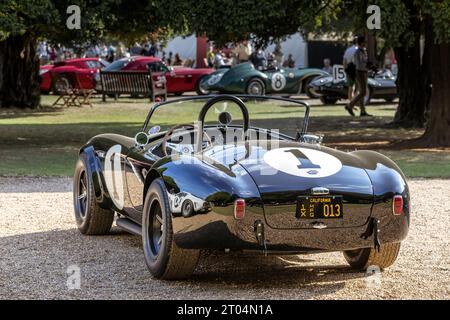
1;0;449;146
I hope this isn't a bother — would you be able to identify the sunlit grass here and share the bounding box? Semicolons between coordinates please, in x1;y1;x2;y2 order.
0;95;447;178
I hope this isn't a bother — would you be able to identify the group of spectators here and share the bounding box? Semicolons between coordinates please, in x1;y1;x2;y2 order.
37;40;194;68
206;41;296;70
37;41;129;65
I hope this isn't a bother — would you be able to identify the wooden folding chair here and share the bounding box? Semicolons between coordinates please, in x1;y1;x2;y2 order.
52;73;77;107
72;73;95;107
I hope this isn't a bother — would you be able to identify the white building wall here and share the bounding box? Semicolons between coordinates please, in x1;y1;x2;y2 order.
162;33;308;68
264;33;308;68
162;35;197;60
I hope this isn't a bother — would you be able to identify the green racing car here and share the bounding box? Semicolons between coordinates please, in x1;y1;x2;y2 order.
198;62;328;97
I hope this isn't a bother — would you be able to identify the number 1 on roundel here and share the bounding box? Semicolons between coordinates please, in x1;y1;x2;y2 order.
284;149;321;169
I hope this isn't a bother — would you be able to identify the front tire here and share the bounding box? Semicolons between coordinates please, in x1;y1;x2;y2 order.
142;178;200;279
73;154;114;235
195;76;210;95
304;77;321;99
343;242;401;270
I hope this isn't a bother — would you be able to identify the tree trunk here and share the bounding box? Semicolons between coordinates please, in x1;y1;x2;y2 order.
0;33;41;109
392;13;432;128
417;42;450;147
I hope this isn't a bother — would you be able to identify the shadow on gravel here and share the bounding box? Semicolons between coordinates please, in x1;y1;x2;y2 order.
190;251;364;294
0;226;365;299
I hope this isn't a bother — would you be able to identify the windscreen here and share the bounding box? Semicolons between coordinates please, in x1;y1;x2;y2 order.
147;96;307;140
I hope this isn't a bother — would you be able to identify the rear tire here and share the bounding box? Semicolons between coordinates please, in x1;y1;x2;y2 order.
343;242;401;270
246;78;266;96
142;178;200;279
73;154;114;235
52;75;71;95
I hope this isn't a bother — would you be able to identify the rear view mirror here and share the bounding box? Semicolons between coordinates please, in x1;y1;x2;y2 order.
301;134;323;145
135;132;149;148
218;112;232;126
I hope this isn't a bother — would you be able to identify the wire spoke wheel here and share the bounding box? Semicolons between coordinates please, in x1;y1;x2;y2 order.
76;170;88;218
149;199;164;257
248;81;263;95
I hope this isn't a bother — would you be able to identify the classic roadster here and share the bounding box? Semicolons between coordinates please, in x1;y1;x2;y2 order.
73;95;410;279
40;58;109;94
308;69;398;105
198;62;328;97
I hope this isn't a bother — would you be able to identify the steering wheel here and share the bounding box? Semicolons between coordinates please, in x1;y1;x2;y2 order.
161;124;212;157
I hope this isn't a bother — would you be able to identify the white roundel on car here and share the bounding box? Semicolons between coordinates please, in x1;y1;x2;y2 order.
271;73;287;91
263;147;342;178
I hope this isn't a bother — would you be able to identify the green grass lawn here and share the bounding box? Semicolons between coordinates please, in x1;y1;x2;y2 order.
0;95;448;178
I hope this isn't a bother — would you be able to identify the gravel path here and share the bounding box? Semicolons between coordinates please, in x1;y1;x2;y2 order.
0;177;448;300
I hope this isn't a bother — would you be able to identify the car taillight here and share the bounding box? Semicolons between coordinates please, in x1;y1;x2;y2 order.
393;195;403;215
234;199;245;220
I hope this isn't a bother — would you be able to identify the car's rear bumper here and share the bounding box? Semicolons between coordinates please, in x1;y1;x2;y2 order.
172;202;409;253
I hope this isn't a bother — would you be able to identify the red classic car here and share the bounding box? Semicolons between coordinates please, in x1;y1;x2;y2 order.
40;58;109;93
96;56;214;95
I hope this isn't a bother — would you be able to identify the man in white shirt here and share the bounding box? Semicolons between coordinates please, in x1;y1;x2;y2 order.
234;40;252;64
343;37;358;100
214;50;226;68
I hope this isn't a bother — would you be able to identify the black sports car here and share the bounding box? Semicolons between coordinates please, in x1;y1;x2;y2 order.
308;70;398;105
73;95;410;279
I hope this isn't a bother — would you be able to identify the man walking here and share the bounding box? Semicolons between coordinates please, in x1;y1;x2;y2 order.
345;36;372;117
343;37;358;101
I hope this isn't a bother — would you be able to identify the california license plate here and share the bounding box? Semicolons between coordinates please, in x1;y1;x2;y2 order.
296;196;343;219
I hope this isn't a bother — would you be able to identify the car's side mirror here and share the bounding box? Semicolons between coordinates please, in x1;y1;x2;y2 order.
301;134;323;145
135;132;149;148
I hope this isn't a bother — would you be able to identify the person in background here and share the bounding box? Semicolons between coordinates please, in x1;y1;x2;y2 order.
214;49;226;68
49;47;57;62
130;42;142;55
322;58;333;74
167;52;173;66
234;40;252;64
273;44;284;68
282;54;295;68
173;53;183;66
100;45;108;59
37;41;49;64
250;46;267;70
346;36;372;117
149;43;157;57
206;45;215;68
106;45;115;63
343;37;358;100
115;43;126;59
267;53;275;69
183;58;194;68
142;43;151;56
